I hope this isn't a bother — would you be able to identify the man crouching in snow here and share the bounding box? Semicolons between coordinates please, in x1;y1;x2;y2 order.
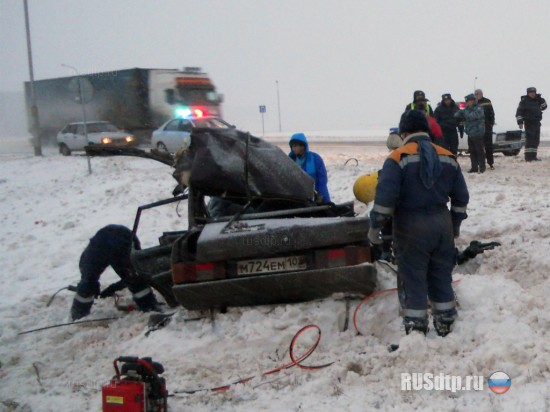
368;110;469;336
70;224;160;320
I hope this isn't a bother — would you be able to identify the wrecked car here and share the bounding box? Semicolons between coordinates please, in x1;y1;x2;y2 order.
87;128;377;311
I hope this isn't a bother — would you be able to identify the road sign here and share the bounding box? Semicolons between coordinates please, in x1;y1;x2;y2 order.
259;105;266;113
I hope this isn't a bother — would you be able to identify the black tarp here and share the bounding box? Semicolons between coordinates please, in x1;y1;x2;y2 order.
184;128;315;202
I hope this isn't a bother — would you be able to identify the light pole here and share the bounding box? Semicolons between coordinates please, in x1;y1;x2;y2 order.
276;80;282;133
23;0;42;156
474;76;478;91
62;64;92;174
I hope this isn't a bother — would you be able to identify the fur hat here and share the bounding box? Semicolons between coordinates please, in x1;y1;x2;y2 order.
399;110;430;135
527;87;537;93
441;93;452;100
465;93;476;101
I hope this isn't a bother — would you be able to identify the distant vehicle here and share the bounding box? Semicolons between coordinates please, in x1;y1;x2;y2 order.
458;130;525;156
151;113;234;153
56;121;136;156
24;67;223;143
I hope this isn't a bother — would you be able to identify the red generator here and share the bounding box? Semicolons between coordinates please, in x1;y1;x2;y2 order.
102;356;167;412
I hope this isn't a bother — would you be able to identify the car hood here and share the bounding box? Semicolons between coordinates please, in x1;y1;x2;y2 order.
174;128;316;202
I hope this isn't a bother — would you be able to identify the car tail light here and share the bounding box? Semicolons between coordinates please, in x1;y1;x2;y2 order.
172;261;225;284
315;246;372;268
125;136;134;143
458;101;465;109
101;137;112;144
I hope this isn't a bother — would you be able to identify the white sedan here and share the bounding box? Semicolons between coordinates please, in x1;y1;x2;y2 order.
151;116;234;153
56;121;136;156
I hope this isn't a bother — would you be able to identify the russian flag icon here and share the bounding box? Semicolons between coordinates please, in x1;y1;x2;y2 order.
488;371;511;394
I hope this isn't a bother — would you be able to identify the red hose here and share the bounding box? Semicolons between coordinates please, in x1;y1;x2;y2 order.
178;324;333;394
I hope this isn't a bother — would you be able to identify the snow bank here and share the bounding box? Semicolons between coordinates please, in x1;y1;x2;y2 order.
1;139;550;411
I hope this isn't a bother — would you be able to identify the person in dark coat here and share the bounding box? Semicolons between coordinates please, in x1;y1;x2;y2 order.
70;224;160;320
434;93;464;155
516;87;547;161
404;90;434;116
475;89;496;169
288;133;331;202
368;110;469;337
455;94;486;173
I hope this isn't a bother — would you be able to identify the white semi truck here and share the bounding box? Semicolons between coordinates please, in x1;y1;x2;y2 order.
24;67;223;143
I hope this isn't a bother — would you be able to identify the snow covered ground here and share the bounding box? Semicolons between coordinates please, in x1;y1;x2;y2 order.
1;135;550;411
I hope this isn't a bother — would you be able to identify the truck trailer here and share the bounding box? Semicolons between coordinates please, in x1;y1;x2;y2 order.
24;67;223;143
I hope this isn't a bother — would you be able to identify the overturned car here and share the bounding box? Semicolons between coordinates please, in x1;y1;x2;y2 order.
88;128;377;311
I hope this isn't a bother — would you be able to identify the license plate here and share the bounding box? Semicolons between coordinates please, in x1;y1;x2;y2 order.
237;255;306;276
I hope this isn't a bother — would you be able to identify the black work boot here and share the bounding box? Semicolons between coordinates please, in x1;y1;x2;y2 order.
433;309;457;337
403;317;429;335
71;294;94;321
133;288;161;312
433;318;454;337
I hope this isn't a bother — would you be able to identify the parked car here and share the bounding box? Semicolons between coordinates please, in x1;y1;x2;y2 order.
458;130;525;156
56;121;136;156
151;116;234;153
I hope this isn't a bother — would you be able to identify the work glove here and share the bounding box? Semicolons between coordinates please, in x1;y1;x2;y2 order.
368;227;383;245
99;280;127;299
456;240;501;265
172;184;184;197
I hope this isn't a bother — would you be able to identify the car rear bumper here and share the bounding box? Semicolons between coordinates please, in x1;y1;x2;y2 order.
493;140;524;153
172;263;377;310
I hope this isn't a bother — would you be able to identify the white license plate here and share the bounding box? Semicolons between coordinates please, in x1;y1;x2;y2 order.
237;256;307;276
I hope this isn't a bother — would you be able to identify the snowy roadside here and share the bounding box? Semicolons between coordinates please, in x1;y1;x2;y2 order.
1;139;550;411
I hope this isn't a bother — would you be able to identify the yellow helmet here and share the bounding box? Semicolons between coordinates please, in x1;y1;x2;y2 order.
353;172;378;204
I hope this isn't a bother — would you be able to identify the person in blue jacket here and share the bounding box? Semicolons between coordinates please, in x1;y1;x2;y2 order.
368;110;469;337
288;133;331;202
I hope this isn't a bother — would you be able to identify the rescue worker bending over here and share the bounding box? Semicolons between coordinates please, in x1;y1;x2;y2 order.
368;110;469;337
70;224;160;320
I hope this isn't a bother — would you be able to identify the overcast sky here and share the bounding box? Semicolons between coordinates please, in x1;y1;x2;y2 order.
1;0;549;133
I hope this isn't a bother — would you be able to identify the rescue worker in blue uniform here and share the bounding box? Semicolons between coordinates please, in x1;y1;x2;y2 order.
368;110;469;336
288;133;331;203
70;224;160;320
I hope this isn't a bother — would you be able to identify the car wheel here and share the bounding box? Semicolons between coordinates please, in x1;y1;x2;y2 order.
59;144;71;156
503;150;520;156
156;142;169;153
